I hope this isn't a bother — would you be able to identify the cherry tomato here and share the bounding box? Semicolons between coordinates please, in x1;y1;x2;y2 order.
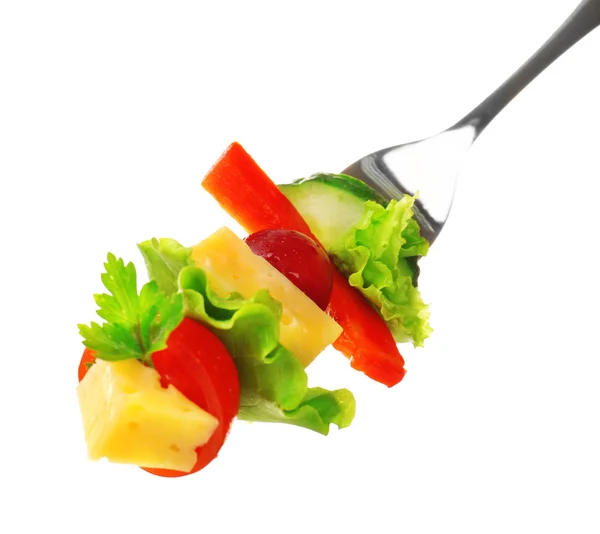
245;229;334;310
146;317;240;477
78;348;96;382
77;317;240;477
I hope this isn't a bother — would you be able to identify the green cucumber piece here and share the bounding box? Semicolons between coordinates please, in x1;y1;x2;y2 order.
279;173;385;252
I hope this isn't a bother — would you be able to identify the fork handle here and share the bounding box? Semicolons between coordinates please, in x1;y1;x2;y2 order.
454;0;600;134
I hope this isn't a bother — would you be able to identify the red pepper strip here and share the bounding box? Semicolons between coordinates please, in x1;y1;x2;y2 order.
328;269;406;386
202;142;315;236
201;141;406;387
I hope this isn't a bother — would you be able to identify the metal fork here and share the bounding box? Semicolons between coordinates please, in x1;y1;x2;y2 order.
343;0;600;244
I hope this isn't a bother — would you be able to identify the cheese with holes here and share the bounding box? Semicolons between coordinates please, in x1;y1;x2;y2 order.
191;227;342;367
77;358;218;472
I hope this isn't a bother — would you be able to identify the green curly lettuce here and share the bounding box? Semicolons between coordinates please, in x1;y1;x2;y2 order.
138;238;355;435
138;237;194;296
331;195;432;347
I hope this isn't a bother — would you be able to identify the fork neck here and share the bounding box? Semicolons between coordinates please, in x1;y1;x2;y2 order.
453;0;600;136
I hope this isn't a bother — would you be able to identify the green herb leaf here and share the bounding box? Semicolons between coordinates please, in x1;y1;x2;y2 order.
78;253;184;363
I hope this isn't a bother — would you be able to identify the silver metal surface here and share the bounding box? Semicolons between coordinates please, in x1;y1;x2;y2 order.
343;0;600;244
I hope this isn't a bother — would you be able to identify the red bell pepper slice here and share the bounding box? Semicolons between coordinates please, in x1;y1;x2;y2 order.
201;142;406;387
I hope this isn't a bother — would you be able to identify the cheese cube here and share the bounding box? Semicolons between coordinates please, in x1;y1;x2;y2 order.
77;358;218;472
191;227;342;367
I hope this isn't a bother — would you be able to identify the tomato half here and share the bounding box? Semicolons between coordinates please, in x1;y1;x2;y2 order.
77;317;240;477
78;348;97;382
146;317;240;477
245;229;334;311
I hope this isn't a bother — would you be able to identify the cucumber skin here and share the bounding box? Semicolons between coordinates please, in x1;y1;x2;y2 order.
279;175;378;252
291;173;387;206
280;174;421;286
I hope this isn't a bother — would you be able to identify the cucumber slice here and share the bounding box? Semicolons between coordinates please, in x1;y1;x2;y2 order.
279;173;385;252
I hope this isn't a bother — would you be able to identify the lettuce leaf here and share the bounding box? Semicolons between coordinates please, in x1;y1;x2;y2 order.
330;195;432;347
138;238;193;296
238;386;356;435
138;238;355;435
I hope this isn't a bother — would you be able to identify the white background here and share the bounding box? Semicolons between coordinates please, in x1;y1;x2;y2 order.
1;0;599;532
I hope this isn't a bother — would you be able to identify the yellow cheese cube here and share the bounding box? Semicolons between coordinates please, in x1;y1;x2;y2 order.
77;358;218;472
191;227;342;367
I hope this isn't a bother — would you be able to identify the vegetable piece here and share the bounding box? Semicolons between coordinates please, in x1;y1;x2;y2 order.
178;265;355;434
278;173;386;248
245;229;334;311
138;238;354;433
328;269;406;386
78;255;240;476
78;318;241;477
201;142;406;386
77;358;219;473
331;196;432;346
138;238;194;296
239;385;355;432
189;227;341;368
281;174;432;347
139;237;355;432
78;348;96;382
147;317;240;477
202;143;315;236
77;253;184;364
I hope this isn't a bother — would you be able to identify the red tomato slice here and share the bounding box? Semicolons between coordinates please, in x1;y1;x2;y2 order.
78;348;97;382
77;317;240;477
245;229;334;311
146;317;240;477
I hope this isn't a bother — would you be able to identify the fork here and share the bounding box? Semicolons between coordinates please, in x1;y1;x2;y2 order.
343;0;600;244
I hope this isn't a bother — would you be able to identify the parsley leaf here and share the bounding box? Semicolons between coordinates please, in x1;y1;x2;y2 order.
78;253;184;363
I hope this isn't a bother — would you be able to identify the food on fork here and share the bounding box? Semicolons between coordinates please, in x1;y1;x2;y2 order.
76;141;431;476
